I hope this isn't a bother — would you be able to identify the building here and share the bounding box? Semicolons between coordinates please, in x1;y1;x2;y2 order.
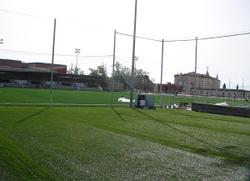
154;83;182;94
196;88;250;100
0;58;67;74
174;69;250;99
174;71;220;95
0;58;106;89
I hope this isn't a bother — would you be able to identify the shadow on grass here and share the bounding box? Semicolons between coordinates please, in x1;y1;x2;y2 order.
16;107;49;124
134;108;249;166
112;108;126;122
134;109;211;146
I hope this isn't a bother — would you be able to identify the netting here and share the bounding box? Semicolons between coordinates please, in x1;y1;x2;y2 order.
0;9;250;107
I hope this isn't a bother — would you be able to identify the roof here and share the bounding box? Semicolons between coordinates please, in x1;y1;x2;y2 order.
175;72;219;80
0;66;57;73
0;58;67;73
28;62;66;67
0;58;66;67
0;58;22;63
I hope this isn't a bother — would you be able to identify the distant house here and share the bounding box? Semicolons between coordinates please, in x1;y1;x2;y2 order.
196;88;250;100
154;82;182;94
174;71;220;95
173;70;250;99
0;58;67;74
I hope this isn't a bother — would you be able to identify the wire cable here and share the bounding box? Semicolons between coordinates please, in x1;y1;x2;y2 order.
116;32;161;42
1;8;250;43
0;8;51;20
117;31;250;43
198;31;250;41
0;8;113;32
0;48;112;58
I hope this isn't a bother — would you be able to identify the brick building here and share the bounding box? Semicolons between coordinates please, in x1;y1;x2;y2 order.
0;58;67;74
195;88;250;100
154;83;182;94
174;71;220;95
0;58;106;89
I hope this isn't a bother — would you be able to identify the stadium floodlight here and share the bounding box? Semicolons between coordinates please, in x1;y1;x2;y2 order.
75;48;81;75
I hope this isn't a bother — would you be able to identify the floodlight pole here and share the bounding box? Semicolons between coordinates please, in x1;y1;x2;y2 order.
130;0;138;108
111;30;116;107
242;79;244;90
160;39;164;107
193;37;198;102
50;18;56;106
75;48;81;75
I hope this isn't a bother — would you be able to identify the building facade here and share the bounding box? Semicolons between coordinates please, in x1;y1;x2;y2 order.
174;71;220;95
154;83;182;94
0;58;67;74
0;58;107;89
193;88;250;100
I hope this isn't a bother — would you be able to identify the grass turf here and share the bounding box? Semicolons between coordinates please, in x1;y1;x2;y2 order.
0;87;248;106
0;106;250;180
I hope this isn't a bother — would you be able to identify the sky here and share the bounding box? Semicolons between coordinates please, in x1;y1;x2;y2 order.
0;0;250;89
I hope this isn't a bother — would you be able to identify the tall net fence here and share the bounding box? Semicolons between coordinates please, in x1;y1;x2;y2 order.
114;31;250;107
0;9;250;107
0;12;117;106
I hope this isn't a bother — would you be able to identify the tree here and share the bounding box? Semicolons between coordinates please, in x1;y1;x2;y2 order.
223;83;226;89
67;63;84;75
112;61;154;92
113;62;131;89
89;64;107;79
67;63;74;74
74;66;80;75
134;69;154;92
236;84;239;90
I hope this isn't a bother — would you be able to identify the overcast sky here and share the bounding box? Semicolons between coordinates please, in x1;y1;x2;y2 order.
0;0;250;89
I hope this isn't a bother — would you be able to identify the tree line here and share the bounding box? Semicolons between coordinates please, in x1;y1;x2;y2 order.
67;62;154;92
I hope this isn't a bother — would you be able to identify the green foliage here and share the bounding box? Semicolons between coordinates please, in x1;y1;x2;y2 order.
89;64;107;79
113;62;154;91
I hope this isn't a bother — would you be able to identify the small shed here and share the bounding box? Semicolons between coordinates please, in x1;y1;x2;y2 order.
135;94;155;108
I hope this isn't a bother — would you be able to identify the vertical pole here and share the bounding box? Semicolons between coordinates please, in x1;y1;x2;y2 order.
242;79;244;90
193;37;198;102
76;53;78;74
111;30;116;107
242;79;245;99
50;18;56;106
130;0;138;108
74;48;80;75
160;39;164;107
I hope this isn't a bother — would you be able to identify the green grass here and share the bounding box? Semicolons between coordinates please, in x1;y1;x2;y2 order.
0;87;129;105
0;106;250;180
0;87;248;106
157;94;248;106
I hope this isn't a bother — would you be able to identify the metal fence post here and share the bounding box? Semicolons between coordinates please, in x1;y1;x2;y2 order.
193;37;198;103
130;0;138;108
111;30;116;107
50;18;56;106
160;39;164;107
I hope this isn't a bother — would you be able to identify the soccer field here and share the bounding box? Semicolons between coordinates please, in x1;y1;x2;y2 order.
0;87;247;106
0;106;249;180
